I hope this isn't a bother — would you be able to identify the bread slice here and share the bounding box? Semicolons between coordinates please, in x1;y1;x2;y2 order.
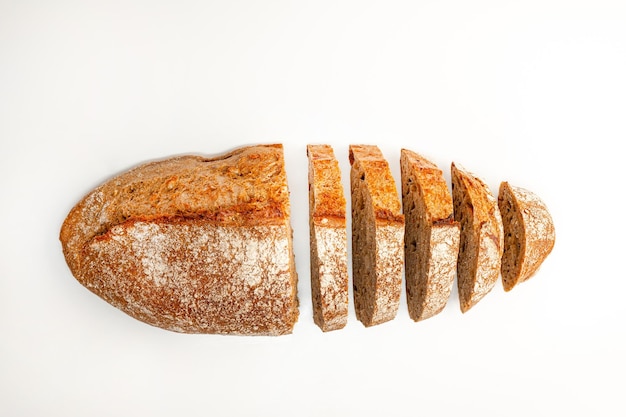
60;144;299;335
401;149;460;321
451;163;503;313
307;145;349;332
349;145;404;327
498;182;555;291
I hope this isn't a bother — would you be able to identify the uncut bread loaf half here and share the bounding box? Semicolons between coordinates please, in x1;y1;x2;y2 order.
401;149;460;322
451;163;503;313
498;182;555;292
60;144;299;335
349;145;404;327
307;145;349;332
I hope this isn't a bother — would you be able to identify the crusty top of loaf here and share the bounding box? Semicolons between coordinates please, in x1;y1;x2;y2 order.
349;145;403;223
307;144;346;222
401;149;454;223
451;162;499;227
60;144;290;274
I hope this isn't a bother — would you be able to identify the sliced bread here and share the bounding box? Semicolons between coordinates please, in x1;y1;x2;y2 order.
349;145;404;327
451;163;503;313
307;144;349;331
401;149;460;321
498;182;555;291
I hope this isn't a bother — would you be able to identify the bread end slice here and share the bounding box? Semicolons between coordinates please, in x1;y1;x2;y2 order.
498;182;555;292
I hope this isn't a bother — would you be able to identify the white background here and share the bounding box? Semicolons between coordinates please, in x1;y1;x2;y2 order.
1;1;625;416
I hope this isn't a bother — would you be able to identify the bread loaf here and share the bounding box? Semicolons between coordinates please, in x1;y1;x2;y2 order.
401;149;460;321
451;163;503;313
307;145;349;332
349;145;404;327
498;182;555;291
59;144;299;335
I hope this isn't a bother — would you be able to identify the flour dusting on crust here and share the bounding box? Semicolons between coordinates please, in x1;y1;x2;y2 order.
84;220;297;335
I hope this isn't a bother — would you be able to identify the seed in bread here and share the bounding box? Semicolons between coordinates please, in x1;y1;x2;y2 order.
307;144;349;332
451;163;503;313
401;149;460;321
498;182;555;291
349;145;404;327
59;144;299;335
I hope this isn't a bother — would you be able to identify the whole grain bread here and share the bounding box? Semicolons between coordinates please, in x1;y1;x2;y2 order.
349;145;404;327
307;145;349;332
60;144;299;335
451;163;503;313
498;182;555;291
401;150;460;321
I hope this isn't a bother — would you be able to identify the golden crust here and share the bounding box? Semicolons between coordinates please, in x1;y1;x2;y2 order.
59;144;299;335
401;149;454;223
349;145;404;224
61;145;290;273
308;145;347;220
